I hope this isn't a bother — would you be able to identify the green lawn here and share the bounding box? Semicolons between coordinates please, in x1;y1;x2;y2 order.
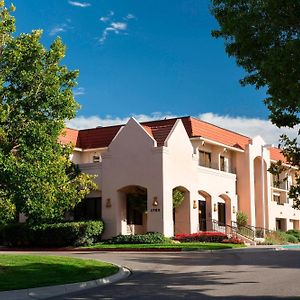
0;255;119;291
85;242;245;250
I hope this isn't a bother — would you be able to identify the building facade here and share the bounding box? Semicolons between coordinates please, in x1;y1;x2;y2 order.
62;116;300;239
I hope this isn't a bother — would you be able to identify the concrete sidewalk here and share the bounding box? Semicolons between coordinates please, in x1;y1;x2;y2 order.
0;266;130;300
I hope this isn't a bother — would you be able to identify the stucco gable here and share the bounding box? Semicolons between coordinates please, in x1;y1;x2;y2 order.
108;117;157;151
252;135;266;146
164;119;193;152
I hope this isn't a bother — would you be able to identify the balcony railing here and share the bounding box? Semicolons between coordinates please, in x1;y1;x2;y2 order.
198;162;236;174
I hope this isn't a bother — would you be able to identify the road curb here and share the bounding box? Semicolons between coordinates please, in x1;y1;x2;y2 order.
0;266;130;300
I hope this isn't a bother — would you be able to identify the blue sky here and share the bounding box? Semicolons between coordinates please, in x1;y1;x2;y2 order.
10;0;296;143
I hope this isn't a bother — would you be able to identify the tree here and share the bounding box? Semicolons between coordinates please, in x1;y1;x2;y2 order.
211;0;300;207
172;189;184;210
0;1;96;225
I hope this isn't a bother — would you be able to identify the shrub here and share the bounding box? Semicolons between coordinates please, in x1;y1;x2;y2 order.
255;229;264;238
286;229;300;242
236;211;248;228
0;224;5;245
263;231;298;245
2;223;31;247
2;221;104;247
174;232;227;243
109;232;169;244
285;234;298;244
276;231;298;244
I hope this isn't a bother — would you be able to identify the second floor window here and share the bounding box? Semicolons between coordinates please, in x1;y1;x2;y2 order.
220;156;229;172
92;155;100;163
199;150;211;168
220;156;225;171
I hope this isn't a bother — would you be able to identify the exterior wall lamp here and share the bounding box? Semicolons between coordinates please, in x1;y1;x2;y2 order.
106;198;112;208
213;203;217;212
193;200;197;209
152;197;158;207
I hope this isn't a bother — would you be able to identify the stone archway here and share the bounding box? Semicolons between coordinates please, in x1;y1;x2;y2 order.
118;185;147;235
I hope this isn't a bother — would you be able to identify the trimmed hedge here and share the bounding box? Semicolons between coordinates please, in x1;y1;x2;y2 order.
109;232;169;244
174;232;227;243
2;221;104;247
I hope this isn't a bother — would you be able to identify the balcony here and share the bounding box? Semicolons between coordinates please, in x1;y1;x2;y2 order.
198;162;236;174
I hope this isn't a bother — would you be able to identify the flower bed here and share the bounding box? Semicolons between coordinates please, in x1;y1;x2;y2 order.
174;231;227;243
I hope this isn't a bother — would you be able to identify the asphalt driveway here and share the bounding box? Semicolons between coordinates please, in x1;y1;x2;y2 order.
2;248;300;299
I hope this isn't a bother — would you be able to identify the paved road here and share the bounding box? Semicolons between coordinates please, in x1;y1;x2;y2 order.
4;249;300;299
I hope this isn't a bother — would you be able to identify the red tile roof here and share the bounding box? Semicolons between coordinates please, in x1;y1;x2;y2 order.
188;117;251;150
58;128;79;147
78;125;122;149
62;116;252;150
269;147;287;163
142;119;177;146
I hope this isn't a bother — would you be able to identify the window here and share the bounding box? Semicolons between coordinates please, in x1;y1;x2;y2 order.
220;156;225;171
73;197;102;221
218;202;226;225
220;156;230;172
199;150;211;168
92;155;100;163
273;195;280;205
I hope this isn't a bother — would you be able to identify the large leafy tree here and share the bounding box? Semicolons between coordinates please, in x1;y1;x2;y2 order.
211;0;300;207
0;1;96;224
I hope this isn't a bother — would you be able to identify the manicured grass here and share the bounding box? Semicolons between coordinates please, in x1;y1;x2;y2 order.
84;242;245;250
0;255;119;291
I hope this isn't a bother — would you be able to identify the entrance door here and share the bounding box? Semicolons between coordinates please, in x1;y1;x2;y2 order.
218;202;226;225
198;200;206;231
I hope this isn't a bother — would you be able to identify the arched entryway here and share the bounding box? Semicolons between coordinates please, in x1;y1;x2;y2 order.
118;185;147;235
254;157;268;228
218;194;232;226
198;190;212;231
173;186;190;235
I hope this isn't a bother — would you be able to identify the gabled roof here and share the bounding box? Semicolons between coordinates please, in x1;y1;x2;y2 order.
62;116;252;150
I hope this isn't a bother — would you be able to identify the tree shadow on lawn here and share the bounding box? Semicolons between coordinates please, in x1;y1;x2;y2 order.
0;262;116;291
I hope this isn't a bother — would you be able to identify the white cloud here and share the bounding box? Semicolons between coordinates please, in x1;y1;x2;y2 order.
100;17;109;23
49;19;72;36
100;11;115;23
111;22;127;30
98;12;135;45
49;24;67;36
125;13;135;20
99;22;128;44
67;112;299;145
68;1;91;8
73;87;85;96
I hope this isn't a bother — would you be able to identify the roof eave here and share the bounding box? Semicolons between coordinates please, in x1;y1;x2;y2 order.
190;137;245;153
